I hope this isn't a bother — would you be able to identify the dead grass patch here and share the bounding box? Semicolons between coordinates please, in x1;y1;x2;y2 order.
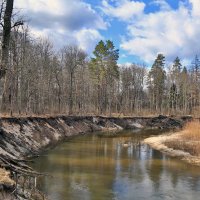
0;168;15;186
164;120;200;156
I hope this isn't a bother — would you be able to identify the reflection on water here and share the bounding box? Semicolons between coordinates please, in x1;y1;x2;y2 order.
31;130;200;200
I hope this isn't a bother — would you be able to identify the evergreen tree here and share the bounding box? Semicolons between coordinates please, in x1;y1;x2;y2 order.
170;57;182;113
169;83;177;111
191;55;200;108
171;57;182;82
191;55;200;79
148;54;166;113
89;40;119;114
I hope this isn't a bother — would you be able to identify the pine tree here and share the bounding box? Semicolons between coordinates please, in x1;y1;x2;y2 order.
89;40;119;114
169;83;177;112
171;57;182;82
191;55;200;109
148;54;166;113
170;57;182;113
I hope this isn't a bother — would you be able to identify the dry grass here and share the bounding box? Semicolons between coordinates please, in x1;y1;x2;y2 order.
0;111;162;118
0;168;15;186
181;120;200;140
164;120;200;156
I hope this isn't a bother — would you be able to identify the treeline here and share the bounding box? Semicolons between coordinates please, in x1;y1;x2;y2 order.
0;1;200;116
0;25;199;116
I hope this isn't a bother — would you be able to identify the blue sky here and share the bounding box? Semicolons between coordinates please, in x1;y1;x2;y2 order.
15;0;200;65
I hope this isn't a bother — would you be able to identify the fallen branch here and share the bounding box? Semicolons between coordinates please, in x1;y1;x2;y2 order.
0;155;50;177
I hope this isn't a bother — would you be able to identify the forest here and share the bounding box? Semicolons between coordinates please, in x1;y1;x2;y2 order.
0;0;200;116
1;1;200;199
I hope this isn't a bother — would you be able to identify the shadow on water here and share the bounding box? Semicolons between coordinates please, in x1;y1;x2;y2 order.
31;129;200;200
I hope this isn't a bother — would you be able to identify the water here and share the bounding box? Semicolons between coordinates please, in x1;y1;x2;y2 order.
31;130;200;200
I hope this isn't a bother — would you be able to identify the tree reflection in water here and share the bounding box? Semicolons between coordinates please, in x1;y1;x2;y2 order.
31;130;200;200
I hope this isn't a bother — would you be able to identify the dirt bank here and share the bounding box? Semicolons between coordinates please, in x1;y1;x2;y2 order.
0;115;188;199
0;115;187;158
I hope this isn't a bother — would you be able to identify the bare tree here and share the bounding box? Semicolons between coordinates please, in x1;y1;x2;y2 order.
62;45;86;115
1;0;14;77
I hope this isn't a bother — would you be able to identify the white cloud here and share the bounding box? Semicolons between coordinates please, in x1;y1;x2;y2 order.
101;0;145;21
15;0;65;15
118;62;133;67
14;0;200;63
190;0;200;16
75;29;104;53
120;0;200;63
29;28;103;54
151;0;171;11
14;0;106;52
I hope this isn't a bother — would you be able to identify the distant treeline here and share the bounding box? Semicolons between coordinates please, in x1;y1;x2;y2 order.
0;0;200;116
0;24;200;116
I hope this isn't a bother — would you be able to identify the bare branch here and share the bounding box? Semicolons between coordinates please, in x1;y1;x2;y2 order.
0;21;4;27
12;20;23;28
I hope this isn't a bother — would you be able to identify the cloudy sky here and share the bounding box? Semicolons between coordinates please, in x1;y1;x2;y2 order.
14;0;200;65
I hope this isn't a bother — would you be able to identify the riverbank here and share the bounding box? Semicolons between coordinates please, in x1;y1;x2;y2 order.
144;120;200;166
0;115;188;199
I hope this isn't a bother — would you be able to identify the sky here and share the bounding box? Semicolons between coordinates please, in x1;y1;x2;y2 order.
14;0;200;65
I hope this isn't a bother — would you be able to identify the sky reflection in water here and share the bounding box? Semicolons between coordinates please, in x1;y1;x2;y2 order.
31;130;200;200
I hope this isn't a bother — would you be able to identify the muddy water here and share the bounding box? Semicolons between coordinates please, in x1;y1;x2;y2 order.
31;130;200;200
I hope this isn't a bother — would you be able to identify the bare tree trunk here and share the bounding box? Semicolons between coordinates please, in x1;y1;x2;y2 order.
68;71;73;115
1;0;14;113
1;0;14;78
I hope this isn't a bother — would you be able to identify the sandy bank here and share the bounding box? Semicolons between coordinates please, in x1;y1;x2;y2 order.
144;132;200;166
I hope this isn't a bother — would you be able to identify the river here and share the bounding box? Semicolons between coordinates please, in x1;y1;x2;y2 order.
31;130;200;200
